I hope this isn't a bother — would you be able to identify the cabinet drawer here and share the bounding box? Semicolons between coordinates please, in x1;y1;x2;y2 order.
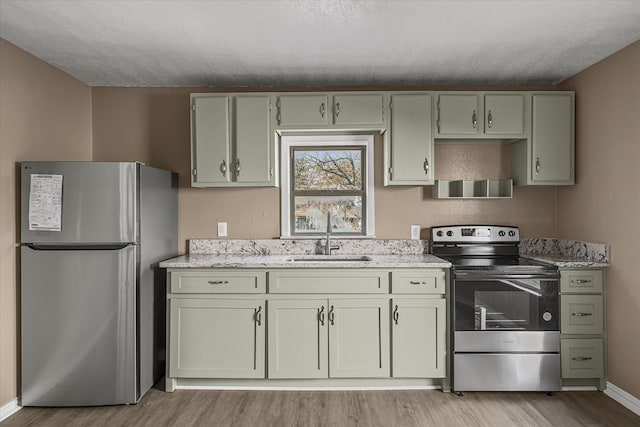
268;270;388;294
561;295;603;334
561;338;603;378
391;270;446;294
170;271;266;294
561;269;603;293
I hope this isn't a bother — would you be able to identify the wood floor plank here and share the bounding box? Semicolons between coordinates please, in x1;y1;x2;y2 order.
2;389;639;427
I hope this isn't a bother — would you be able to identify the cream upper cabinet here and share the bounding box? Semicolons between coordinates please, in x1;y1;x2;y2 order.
276;94;330;126
385;93;434;185
276;93;386;128
190;93;276;187
484;94;526;135
511;92;575;185
435;92;527;138
436;93;481;136
333;93;385;126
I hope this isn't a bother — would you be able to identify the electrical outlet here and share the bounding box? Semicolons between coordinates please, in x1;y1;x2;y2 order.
410;225;421;240
217;222;227;237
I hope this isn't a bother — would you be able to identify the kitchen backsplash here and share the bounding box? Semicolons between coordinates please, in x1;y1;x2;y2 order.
520;238;610;263
189;239;429;255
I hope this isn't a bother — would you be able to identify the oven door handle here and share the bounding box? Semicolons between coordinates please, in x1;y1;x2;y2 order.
497;279;543;297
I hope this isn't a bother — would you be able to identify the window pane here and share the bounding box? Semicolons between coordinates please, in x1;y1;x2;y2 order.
293;149;363;191
293;196;363;234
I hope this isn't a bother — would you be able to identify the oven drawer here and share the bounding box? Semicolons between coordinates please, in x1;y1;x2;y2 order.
561;295;603;334
561;338;603;378
453;353;561;391
170;270;266;294
391;270;446;294
561;270;603;294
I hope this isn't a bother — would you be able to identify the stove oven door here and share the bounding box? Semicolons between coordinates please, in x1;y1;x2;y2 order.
453;273;559;333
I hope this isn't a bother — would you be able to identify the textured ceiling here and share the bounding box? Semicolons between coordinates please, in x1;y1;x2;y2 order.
1;0;639;87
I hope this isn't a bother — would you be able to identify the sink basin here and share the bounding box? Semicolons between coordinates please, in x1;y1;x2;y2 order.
287;256;372;262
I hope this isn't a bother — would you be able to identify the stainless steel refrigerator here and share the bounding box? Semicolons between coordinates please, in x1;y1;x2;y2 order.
20;161;178;406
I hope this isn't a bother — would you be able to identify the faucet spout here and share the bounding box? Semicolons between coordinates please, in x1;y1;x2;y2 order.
324;212;340;255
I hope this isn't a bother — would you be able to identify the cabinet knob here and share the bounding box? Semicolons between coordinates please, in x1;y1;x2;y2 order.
320;102;326;118
393;305;399;325
255;306;263;326
318;305;325;326
487;110;493;128
236;158;241;176
335;102;340;118
472;110;477;129
329;305;335;325
423;157;429;175
535;157;541;175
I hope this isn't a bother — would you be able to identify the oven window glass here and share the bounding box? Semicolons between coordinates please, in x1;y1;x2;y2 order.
455;278;559;331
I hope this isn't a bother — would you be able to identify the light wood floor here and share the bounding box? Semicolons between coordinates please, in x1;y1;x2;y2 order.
3;388;639;427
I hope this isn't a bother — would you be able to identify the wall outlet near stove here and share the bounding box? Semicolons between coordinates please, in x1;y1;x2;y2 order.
410;225;421;240
217;222;228;237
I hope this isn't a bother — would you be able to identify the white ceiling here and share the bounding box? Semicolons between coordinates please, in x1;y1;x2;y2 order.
1;0;639;87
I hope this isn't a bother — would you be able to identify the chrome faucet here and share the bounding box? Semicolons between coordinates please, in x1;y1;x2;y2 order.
324;212;340;255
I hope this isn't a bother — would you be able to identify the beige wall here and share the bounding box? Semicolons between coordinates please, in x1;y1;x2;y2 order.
0;40;92;406
558;41;640;398
91;88;557;251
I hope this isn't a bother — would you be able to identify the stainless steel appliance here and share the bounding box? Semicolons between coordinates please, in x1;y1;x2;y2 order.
20;161;178;406
431;225;561;392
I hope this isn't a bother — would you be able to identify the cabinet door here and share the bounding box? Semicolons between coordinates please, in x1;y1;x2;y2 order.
267;299;328;379
191;96;231;186
328;299;390;378
333;94;384;126
169;299;265;378
234;96;273;184
391;298;446;378
484;94;526;136
277;95;329;126
387;93;434;185
436;94;480;136
531;93;574;183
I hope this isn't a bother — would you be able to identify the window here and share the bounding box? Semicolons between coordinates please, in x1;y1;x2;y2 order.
280;135;375;237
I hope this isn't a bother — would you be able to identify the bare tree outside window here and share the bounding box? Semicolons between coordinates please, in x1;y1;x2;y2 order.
291;147;365;235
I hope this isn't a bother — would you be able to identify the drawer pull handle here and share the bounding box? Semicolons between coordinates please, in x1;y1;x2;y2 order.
255;306;262;326
208;280;229;285
572;312;593;317
409;281;427;285
572;356;593;362
318;305;325;326
571;279;592;284
393;305;399;325
329;305;335;325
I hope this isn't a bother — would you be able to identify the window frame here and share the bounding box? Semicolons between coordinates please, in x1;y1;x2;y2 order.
280;134;375;238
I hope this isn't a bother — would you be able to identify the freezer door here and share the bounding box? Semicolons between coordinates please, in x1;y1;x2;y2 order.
21;246;137;406
21;162;137;244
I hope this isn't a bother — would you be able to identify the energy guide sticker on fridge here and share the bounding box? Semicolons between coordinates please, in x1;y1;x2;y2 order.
28;174;63;231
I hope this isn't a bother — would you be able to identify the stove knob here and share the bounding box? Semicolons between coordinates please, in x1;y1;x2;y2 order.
508;230;516;237
498;230;506;237
436;231;443;237
446;230;454;237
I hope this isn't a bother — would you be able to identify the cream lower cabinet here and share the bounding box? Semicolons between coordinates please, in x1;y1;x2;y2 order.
268;298;390;379
169;298;265;378
560;268;607;390
391;298;446;378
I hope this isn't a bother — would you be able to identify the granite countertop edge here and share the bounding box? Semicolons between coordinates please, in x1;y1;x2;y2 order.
159;254;451;269
522;255;610;268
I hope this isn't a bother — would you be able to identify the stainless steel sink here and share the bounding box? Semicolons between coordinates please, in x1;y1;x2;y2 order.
286;256;372;262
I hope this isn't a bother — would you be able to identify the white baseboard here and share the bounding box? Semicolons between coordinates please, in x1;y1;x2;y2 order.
0;398;21;422
605;382;640;416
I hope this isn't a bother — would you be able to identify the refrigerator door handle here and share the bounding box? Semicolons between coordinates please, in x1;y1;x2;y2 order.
25;243;133;251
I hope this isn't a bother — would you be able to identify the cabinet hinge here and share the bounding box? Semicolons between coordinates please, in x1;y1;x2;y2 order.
192;168;197;176
276;99;282;125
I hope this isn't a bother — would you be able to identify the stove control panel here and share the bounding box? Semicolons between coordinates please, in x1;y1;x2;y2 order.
431;225;520;243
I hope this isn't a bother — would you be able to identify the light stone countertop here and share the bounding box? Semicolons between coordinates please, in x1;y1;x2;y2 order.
159;253;451;269
522;255;609;268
